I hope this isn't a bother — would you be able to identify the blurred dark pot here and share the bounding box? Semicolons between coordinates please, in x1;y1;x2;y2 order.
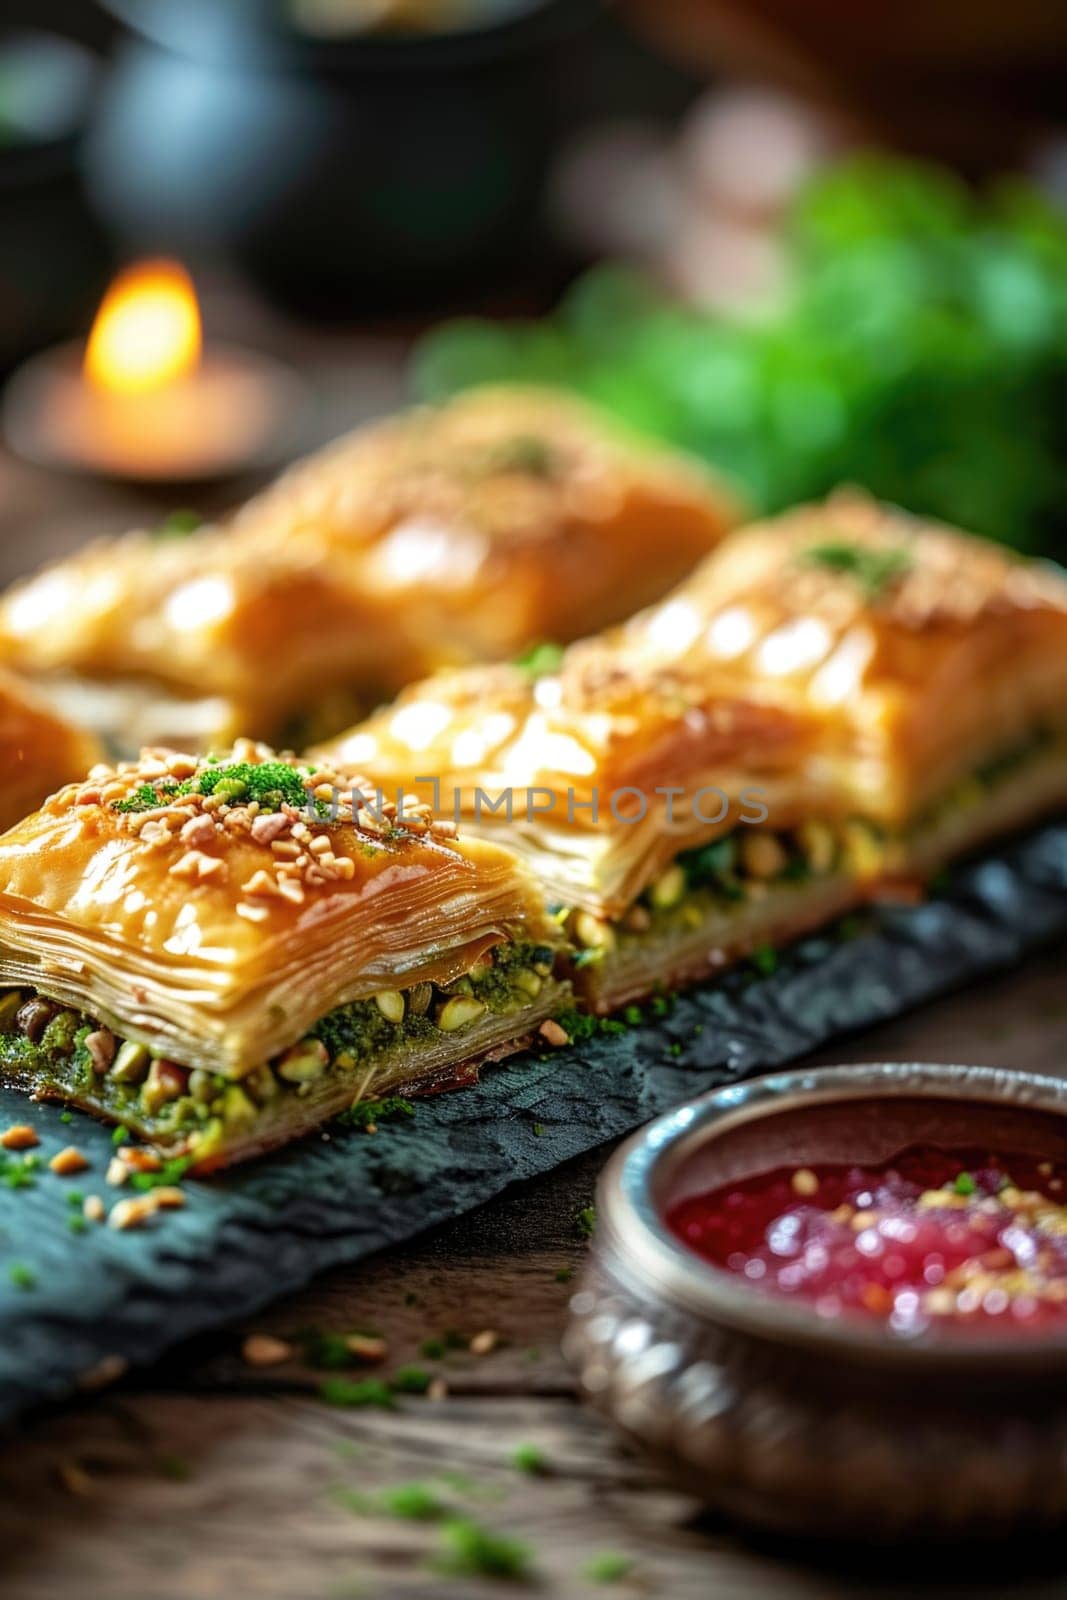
0;31;113;369
89;0;597;315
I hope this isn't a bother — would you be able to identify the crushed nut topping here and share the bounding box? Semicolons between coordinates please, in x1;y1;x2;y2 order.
242;1334;293;1367
49;1146;90;1176
0;1123;39;1151
55;740;464;915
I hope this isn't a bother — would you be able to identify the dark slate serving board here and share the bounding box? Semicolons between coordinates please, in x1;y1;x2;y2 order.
1;821;1065;1424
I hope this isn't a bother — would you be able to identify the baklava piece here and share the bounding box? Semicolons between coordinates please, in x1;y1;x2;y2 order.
324;493;1067;1011
0;386;740;748
0;742;567;1169
0;666;100;832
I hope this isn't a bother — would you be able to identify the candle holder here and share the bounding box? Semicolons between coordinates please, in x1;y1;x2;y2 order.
3;338;309;485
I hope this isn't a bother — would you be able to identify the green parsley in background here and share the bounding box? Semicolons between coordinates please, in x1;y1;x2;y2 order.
415;155;1067;556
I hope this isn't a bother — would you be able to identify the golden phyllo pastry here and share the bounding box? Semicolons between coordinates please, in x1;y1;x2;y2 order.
0;386;740;749
660;493;1067;867
322;493;1067;1011
0;742;567;1169
0;666;101;833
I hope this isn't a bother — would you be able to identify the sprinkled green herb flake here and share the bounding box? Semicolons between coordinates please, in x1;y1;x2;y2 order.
67;1215;88;1235
1;1154;37;1190
379;1482;447;1521
336;1097;415;1132
300;1327;378;1371
193;760;313;813
8;1262;35;1290
954;1171;977;1196
802;541;913;600
511;1443;547;1476
576;1206;596;1239
553;1008;597;1043
752;945;779;976
59;1111;73;1124
390;1365;432;1395
419;1336;446;1360
582;1551;633;1584
156;509;203;538
531;1123;546;1138
319;1377;395;1410
130;1156;193;1192
431;1517;533;1582
554;1267;573;1284
112;783;181;815
513;639;565;678
112;1125;130;1146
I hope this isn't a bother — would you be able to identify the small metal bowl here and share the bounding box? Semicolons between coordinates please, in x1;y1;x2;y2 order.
564;1062;1067;1540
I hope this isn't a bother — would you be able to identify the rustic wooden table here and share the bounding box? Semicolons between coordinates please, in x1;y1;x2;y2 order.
0;950;1063;1600
1;368;1065;1600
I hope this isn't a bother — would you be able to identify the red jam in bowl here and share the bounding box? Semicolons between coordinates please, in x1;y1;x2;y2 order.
667;1145;1067;1335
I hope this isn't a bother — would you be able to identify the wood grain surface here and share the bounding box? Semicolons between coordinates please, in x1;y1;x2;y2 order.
1;946;1066;1600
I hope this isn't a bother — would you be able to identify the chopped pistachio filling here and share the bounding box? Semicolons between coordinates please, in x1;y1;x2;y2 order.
565;730;1067;963
0;939;559;1160
563;820;856;964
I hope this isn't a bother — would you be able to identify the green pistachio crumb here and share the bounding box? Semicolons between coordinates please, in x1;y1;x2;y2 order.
513;639;565;677
156;509;203;537
390;1365;431;1395
336;1097;415;1132
511;1443;547;1476
801;541;913;600
379;1482;447;1520
129;1156;192;1192
431;1517;533;1582
301;1328;377;1371
1;1156;37;1190
319;1378;395;1410
581;1551;633;1583
752;945;779;976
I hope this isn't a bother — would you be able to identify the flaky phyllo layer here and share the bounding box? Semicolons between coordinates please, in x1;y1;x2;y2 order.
0;742;567;1166
0;386;739;748
324;493;1067;1009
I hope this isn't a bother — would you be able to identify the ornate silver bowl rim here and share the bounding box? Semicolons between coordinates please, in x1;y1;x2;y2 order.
595;1061;1067;1370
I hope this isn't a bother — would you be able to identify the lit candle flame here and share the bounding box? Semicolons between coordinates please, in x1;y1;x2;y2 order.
84;260;202;396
